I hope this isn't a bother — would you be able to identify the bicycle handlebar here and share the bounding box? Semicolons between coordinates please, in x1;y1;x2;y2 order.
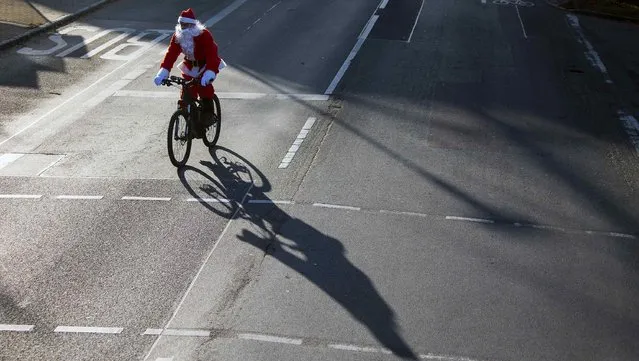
161;76;194;87
161;75;213;87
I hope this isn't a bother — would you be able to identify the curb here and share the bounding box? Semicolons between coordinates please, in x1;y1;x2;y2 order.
0;0;120;51
544;0;639;25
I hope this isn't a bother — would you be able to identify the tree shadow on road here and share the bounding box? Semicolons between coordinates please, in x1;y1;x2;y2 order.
178;146;418;359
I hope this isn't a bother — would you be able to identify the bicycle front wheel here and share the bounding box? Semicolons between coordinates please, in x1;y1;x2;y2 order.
167;110;192;167
203;94;221;148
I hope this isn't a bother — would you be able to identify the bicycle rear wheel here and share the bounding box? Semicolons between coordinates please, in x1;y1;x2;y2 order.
167;110;192;167
203;94;221;148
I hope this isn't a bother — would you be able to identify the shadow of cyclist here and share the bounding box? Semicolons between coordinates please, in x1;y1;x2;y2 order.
180;146;418;359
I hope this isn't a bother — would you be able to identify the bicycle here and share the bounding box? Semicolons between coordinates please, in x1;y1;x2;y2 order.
161;75;222;167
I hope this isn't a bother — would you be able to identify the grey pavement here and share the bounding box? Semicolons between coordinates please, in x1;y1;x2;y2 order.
1;0;639;360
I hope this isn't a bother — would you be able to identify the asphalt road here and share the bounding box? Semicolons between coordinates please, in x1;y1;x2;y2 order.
1;0;638;360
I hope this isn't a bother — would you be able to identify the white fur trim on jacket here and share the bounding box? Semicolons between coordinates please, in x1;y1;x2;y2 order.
177;61;205;78
177;16;197;24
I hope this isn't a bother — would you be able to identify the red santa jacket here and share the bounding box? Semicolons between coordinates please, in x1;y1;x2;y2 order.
160;29;222;78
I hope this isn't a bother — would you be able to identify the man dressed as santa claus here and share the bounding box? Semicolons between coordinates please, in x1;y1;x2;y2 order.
154;8;225;138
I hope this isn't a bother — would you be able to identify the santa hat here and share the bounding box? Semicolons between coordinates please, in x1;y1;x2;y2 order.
178;8;197;24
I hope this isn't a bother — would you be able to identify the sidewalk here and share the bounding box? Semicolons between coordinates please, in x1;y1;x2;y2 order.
0;0;117;50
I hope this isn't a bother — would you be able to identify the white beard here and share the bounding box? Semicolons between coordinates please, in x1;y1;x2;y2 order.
175;21;205;60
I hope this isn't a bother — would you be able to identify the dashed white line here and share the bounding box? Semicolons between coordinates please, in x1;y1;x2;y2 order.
143;329;210;337
618;111;639;156
0;194;42;199
420;353;485;361
313;203;361;211
445;216;495;224
248;199;294;204
54;326;123;334
0;324;34;332
566;14;613;84
279;117;317;169
379;209;429;217
121;196;171;201
379;0;390;9
186;198;231;203
238;333;303;345
328;343;391;354
55;195;104;200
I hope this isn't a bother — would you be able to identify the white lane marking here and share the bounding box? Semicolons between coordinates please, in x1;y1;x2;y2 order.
143;329;163;335
329;344;391;353
143;184;254;361
186;198;232;203
155;329;211;337
379;0;390;9
445;216;495;224
55;195;104;200
420;354;485;361
566;14;613;84
0;194;42;199
379;209;429;217
54;326;123;334
36;154;66;177
618;111;639;156
515;5;528;39
325;12;379;95
406;0;425;43
248;200;294;204
313;203;361;211
0;324;34;332
238;333;303;345
0;153;24;170
112;90;329;101
204;0;250;27
279;117;317;169
121;196;171;201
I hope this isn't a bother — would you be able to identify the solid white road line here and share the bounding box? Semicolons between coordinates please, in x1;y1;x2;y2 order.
143;184;254;361
0;153;24;170
0;194;42;199
238;333;303;345
279;117;317;169
121;196;171;201
445;216;495;224
204;0;250;27
406;0;425;43
54;326;123;334
379;0;390;9
0;324;34;332
515;5;528;39
55;195;104;200
325;10;380;95
313;203;361;211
